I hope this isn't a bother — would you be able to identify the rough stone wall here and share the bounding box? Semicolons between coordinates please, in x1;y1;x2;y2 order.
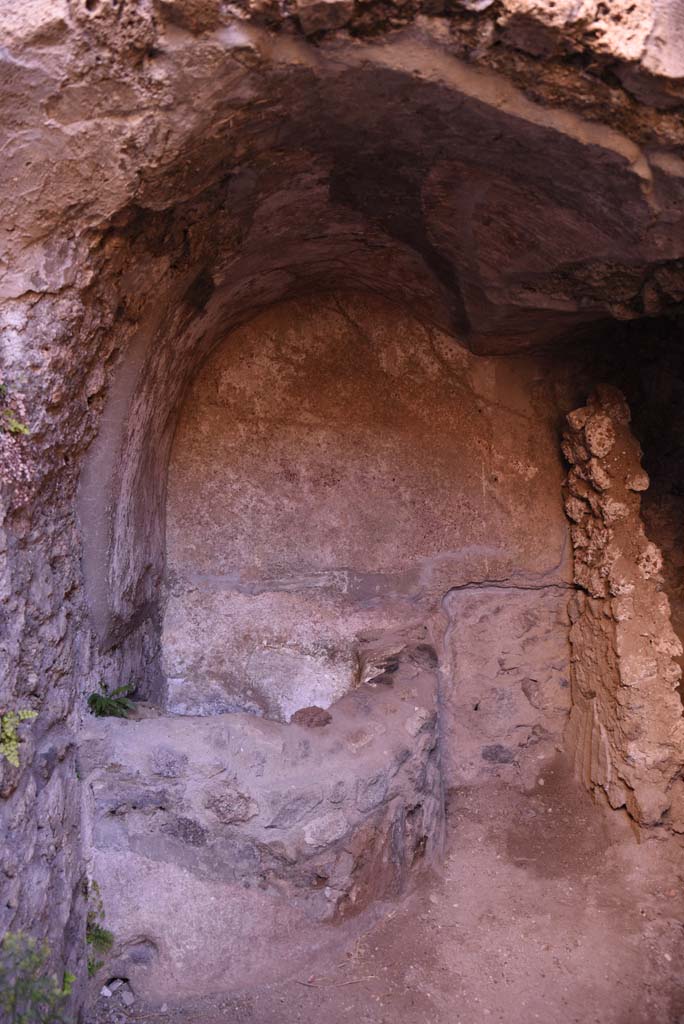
602;327;684;712
163;292;571;724
0;295;116;1008
4;3;684;339
640;494;684;708
562;385;684;827
440;586;572;789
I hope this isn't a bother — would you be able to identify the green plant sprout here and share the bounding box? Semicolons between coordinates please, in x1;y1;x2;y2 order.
86;682;135;719
86;880;114;978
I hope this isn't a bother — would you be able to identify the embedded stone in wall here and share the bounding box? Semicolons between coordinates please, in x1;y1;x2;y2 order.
562;385;684;827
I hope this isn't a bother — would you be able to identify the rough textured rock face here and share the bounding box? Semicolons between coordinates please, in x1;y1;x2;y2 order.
440;586;572;789
163;294;569;722
80;642;442;1001
562;386;684;827
4;1;684;341
2;0;684;1013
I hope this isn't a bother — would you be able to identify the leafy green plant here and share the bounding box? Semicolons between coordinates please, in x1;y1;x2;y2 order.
59;975;74;999
0;710;38;768
0;932;73;1024
86;682;134;719
86;924;113;956
86;880;114;978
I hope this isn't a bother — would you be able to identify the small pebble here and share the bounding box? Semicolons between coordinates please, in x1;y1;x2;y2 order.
121;989;135;1007
100;987;112;999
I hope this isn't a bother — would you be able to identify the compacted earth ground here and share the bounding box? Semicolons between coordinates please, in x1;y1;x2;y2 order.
89;754;684;1024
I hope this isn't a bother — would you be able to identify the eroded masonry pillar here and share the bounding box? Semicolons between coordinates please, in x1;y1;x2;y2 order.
562;385;684;828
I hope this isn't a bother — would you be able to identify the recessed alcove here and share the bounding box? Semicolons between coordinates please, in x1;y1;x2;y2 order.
77;277;684;1006
79;288;584;1002
161;292;569;725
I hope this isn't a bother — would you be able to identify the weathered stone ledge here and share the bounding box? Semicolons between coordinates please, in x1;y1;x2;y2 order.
79;642;443;1001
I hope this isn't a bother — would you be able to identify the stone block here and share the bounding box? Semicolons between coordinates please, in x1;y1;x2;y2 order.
295;0;354;33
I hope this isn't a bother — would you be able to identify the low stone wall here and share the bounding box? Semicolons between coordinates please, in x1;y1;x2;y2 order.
562;385;684;828
439;585;572;790
79;641;443;1002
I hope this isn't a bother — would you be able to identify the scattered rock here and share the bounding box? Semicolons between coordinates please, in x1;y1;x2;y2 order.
120;985;135;1007
291;706;332;727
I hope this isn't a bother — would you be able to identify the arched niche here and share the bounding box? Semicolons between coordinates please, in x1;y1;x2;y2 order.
161;291;569;725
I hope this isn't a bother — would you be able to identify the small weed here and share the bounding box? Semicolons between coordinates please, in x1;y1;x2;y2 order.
86;959;101;980
0;709;38;768
86;924;113;956
0;932;72;1024
86;880;114;979
86;683;135;719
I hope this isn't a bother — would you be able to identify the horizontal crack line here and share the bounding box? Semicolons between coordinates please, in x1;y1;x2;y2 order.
443;578;574;594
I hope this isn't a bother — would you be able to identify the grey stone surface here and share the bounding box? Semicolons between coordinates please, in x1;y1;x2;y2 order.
438;585;572;789
80;643;443;1001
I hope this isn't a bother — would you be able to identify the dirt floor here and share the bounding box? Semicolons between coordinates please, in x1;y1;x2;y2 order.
89;755;684;1024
